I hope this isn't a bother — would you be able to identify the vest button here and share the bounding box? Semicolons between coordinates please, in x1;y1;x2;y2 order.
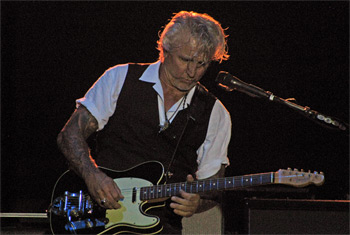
172;135;177;139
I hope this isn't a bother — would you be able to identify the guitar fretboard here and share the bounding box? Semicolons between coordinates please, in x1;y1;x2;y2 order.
140;172;274;201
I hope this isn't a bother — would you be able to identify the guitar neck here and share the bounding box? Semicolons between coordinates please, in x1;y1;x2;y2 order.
140;172;274;201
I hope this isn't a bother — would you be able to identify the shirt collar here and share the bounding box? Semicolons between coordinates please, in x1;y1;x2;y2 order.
139;61;163;98
139;61;161;83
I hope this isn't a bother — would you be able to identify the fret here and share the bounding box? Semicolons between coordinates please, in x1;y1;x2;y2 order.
270;172;274;183
213;179;218;190
251;175;259;185
242;175;251;186
225;177;234;189
234;176;243;187
182;182;186;193
197;181;203;193
161;185;165;198
204;180;211;191
141;187;147;200
217;179;224;190
146;187;150;199
156;185;162;198
150;186;154;199
166;184;171;197
174;183;177;195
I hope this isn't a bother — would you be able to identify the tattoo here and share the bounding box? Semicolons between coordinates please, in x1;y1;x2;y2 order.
57;106;99;180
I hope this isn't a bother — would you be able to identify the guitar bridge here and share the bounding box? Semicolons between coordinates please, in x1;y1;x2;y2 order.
51;190;94;217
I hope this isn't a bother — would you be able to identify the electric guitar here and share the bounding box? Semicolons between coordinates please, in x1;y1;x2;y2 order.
48;161;325;234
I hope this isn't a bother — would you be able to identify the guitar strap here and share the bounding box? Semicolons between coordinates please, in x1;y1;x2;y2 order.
164;104;192;180
164;83;215;180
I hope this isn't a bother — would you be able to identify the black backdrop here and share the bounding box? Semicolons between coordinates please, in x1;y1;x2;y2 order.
1;1;349;218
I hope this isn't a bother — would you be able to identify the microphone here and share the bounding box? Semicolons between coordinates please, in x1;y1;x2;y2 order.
215;71;272;99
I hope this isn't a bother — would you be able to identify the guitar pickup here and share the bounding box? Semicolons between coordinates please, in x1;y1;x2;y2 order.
132;187;137;203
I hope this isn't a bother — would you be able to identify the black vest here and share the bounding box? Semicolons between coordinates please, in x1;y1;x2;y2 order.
94;63;217;183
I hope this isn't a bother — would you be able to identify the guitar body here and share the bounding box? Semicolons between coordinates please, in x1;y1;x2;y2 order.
49;161;165;234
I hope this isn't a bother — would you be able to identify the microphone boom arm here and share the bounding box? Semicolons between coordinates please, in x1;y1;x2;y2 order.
216;71;349;133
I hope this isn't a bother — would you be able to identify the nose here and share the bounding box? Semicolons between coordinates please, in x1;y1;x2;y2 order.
186;61;197;78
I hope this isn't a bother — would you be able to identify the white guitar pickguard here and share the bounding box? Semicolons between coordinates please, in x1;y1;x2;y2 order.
104;177;159;230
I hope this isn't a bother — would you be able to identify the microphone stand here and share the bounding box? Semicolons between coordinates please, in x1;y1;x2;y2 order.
268;92;348;133
217;82;349;134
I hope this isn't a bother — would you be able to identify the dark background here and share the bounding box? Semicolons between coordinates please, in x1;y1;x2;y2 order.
1;0;349;229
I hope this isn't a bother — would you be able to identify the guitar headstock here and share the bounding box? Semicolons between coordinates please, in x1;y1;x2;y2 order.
274;168;325;187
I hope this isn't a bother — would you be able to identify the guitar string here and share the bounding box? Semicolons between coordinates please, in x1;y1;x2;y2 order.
85;175;301;194
67;174;308;203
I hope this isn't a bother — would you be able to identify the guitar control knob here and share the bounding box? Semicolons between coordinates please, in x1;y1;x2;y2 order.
101;218;109;224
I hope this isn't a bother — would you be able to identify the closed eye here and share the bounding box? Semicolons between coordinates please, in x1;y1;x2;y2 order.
179;56;207;67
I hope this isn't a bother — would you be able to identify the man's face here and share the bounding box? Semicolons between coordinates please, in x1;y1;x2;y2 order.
161;36;210;92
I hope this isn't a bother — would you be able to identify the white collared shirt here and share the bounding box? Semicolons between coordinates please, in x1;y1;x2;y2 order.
77;61;231;179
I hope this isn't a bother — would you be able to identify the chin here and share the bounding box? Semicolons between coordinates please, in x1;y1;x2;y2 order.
177;85;194;92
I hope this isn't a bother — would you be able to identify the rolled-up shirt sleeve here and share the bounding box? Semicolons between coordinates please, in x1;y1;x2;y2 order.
196;99;232;179
76;64;129;131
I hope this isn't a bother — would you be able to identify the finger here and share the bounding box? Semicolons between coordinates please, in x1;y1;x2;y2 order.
186;174;195;182
170;200;197;217
111;182;124;201
97;193;120;209
171;191;200;207
178;189;200;201
170;202;194;213
173;208;194;217
171;191;200;208
105;196;121;209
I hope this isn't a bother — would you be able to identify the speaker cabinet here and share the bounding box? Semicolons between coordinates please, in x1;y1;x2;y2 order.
244;199;349;234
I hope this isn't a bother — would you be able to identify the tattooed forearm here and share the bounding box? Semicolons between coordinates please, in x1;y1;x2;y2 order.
57;106;99;180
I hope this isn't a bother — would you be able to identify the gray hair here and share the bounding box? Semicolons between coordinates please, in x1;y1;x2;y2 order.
157;11;229;63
